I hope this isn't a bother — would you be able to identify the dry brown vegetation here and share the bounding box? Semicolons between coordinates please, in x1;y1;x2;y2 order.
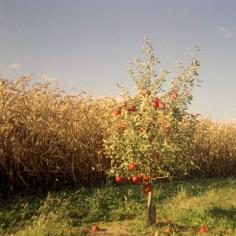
0;77;235;194
191;119;236;177
0;77;112;194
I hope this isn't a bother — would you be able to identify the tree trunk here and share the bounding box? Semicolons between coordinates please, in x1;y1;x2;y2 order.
146;191;156;226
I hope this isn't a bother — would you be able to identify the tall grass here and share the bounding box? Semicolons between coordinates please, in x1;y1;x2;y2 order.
0;77;235;194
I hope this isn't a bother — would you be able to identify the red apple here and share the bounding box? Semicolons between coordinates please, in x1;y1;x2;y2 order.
137;172;143;179
143;175;150;182
198;225;208;233
153;101;159;109
132;175;139;184
153;97;160;103
115;176;124;183
129;162;136;170
142;183;152;193
92;224;98;233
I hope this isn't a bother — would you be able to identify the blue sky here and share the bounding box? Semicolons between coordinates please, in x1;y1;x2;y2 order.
0;0;236;120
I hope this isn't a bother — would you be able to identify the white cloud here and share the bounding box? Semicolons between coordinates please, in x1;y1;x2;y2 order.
219;26;233;39
9;62;20;69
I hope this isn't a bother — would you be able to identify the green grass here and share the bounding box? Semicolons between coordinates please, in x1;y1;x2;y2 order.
0;178;236;235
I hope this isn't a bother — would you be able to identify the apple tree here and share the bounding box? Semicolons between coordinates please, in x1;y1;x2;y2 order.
104;37;200;225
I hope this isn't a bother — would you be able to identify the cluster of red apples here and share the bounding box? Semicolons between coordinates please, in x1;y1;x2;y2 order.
115;162;153;194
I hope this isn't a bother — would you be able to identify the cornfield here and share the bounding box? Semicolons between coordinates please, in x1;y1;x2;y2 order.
0;77;112;194
191;119;236;177
0;77;235;194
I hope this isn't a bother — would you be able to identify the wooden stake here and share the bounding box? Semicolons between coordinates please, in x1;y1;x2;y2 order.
146;191;156;226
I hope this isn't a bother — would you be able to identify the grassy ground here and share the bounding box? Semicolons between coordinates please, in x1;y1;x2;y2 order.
0;178;236;235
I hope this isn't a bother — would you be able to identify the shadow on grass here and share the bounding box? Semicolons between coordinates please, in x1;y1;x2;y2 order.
155;177;236;202
156;219;192;230
209;206;236;221
132;219;198;235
